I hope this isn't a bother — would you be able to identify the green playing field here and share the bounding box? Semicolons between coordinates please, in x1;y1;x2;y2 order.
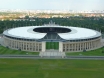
46;42;59;50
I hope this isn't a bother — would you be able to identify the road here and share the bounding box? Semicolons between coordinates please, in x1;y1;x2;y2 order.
0;55;104;60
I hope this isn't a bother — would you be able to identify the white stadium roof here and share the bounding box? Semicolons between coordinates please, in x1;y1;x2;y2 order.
8;26;46;39
3;25;101;40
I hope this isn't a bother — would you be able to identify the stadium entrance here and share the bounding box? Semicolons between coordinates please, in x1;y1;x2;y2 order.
46;42;59;50
40;42;65;57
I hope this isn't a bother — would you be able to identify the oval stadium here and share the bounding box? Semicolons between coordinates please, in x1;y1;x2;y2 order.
3;23;102;56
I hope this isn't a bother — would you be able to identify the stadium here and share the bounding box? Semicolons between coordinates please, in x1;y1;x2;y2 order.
3;23;102;56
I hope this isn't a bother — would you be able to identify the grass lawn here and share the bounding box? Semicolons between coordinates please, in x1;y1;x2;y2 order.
0;59;104;78
0;46;39;55
66;48;104;56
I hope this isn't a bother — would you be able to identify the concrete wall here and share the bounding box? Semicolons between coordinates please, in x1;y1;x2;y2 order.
3;35;102;52
3;36;42;52
63;37;102;52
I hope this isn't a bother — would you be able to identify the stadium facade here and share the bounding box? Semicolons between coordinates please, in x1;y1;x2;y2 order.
3;24;102;53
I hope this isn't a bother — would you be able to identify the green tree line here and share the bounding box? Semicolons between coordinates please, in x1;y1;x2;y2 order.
0;17;104;33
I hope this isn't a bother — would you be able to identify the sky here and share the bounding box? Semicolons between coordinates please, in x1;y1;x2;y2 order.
0;0;104;10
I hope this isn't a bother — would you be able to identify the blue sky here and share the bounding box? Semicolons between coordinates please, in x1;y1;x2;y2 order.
0;0;104;10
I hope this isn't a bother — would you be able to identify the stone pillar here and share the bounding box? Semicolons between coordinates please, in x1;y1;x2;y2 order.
42;42;46;52
59;42;63;52
31;42;33;51
89;42;91;49
26;42;27;51
84;42;86;50
68;43;70;51
80;43;81;51
86;42;88;49
76;43;78;51
90;41;92;49
22;42;24;50
3;37;6;46
75;44;76;51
